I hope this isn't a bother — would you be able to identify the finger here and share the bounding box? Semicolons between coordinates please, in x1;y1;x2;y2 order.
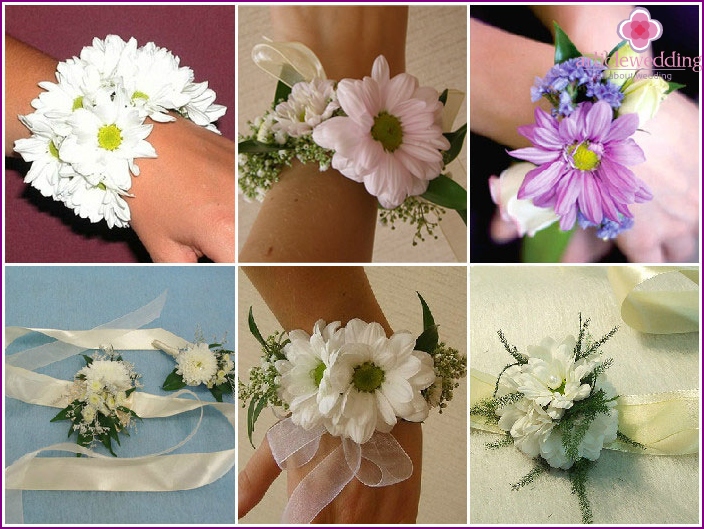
238;436;282;518
561;228;612;263
489;211;520;243
142;237;200;263
196;211;235;263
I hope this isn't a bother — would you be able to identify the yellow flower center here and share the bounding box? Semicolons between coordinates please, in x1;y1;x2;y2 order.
48;141;60;159
371;111;403;152
131;91;150;102
352;362;385;393
571;142;600;171
97;124;123;151
72;96;84;111
311;362;326;387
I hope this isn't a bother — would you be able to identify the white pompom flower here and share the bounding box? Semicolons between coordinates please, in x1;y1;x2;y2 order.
176;343;219;387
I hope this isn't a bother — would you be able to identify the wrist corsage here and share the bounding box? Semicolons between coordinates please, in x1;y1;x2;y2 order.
471;315;683;524
240;293;466;522
491;24;682;260
238;41;467;245
51;346;141;456
153;333;235;402
14;35;227;228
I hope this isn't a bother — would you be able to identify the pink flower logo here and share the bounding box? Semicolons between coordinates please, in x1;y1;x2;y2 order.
618;7;663;52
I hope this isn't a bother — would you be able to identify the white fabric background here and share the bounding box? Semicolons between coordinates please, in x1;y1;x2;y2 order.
237;266;467;523
469;266;700;524
237;6;467;262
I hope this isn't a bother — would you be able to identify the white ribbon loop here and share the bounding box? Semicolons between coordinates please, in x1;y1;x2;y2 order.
252;39;327;87
267;417;413;523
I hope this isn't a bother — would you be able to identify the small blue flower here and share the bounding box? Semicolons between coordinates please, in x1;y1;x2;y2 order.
578;212;635;239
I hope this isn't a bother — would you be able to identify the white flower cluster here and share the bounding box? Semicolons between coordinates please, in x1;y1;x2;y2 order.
67;352;140;440
275;319;436;445
259;78;339;145
496;335;618;469
176;342;234;388
14;35;226;228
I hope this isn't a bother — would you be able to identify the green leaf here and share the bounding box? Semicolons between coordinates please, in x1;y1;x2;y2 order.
521;222;575;262
442;123;467;165
553;22;582;63
50;405;73;422
439;88;449;105
606;40;628;62
247;396;268;448
415;326;439;355
248;307;268;348
101;434;117;457
666;81;686;95
162;369;188;391
274;78;292;105
209;343;222;349
421;175;466;211
416;292;435;331
82;355;93;366
237;139;291;154
210;385;224;402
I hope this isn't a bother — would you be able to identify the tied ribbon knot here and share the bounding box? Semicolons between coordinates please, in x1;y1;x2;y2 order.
267;417;413;523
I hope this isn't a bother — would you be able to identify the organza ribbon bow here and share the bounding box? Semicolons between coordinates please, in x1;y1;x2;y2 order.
267;417;413;523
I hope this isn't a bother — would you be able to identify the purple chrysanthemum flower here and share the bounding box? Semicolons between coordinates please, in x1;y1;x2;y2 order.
509;100;652;231
577;212;634;239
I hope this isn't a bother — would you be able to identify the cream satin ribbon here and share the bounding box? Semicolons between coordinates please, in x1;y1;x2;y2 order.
267;418;413;523
608;266;699;334
470;369;699;455
4;293;235;522
251;39;467;261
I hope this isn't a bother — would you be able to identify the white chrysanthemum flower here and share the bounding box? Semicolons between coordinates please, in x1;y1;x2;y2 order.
118;41;192;122
312;55;450;208
180;80;227;133
497;398;556;458
278;320;345;430
59;89;156;190
79;359;133;392
32;58;104;119
323;319;436;444
13;113;73;199
509;336;594;419
79;35;137;81
176;343;219;386
272;79;339;139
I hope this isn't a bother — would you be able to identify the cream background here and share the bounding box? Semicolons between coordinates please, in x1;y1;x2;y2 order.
470;266;700;524
237;266;468;523
237;6;467;262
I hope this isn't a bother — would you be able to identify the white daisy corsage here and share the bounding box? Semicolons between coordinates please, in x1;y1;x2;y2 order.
238;42;467;245
14;35;227;228
239;293;465;522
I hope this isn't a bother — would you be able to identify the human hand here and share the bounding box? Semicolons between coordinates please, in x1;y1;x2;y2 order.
127;116;235;262
238;420;422;523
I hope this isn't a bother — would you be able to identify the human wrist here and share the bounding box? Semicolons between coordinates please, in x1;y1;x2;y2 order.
13;34;227;229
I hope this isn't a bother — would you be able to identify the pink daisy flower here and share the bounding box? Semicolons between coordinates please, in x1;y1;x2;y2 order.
312;56;450;209
509;100;652;230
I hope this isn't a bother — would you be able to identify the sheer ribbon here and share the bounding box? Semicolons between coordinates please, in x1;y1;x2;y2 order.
470;369;698;455
4;292;235;523
608;266;699;334
266;417;413;523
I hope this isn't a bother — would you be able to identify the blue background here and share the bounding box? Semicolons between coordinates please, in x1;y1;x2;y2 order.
4;265;236;524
